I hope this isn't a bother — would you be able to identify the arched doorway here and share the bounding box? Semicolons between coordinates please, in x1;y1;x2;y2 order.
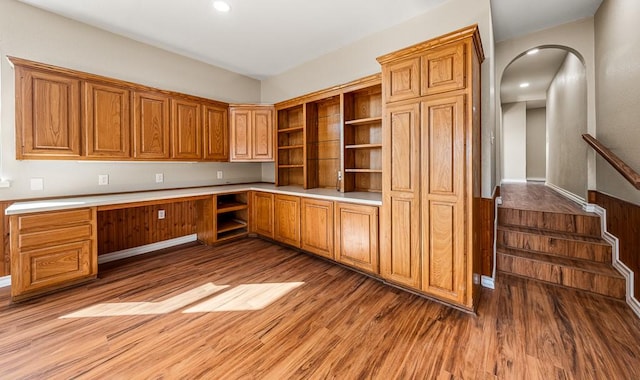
500;46;588;199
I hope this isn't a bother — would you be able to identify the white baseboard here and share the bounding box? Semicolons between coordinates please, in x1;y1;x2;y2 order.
481;275;495;289
526;177;546;182
98;234;198;265
545;182;587;207
589;204;640;318
0;275;10;288
500;179;527;184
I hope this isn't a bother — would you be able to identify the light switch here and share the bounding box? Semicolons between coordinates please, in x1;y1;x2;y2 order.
156;173;164;183
30;178;44;191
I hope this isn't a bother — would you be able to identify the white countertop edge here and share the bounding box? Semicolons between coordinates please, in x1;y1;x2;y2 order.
5;183;382;215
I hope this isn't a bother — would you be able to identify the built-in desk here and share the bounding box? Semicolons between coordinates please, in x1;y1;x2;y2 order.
5;183;381;301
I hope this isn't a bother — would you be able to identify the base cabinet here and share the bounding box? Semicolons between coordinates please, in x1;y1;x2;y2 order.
251;192;274;239
301;198;334;259
10;208;97;301
274;195;301;247
334;202;379;274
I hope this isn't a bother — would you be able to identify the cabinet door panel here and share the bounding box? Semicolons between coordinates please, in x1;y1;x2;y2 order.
171;98;202;159
274;195;300;247
380;196;421;288
386;102;420;193
421;43;466;96
252;109;274;161
133;91;170;159
16;67;81;158
335;203;378;274
383;57;420;103
203;104;228;161
230;109;252;161
301;198;333;259
252;192;274;239
84;81;130;158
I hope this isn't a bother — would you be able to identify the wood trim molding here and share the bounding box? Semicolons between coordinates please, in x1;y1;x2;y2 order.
480;186;500;281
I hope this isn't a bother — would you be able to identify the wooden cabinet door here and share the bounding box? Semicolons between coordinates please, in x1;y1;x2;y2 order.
171;98;202;159
252;108;274;161
83;81;131;158
380;102;421;288
274;195;300;247
251;192;274;239
335;202;378;274
203;103;228;161
133;91;170;159
421;95;466;304
301;198;333;259
421;42;466;96
15;66;81;158
382;57;420;103
230;108;252;161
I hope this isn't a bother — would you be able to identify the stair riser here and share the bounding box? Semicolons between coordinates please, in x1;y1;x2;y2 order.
499;208;601;237
497;230;612;263
497;253;626;299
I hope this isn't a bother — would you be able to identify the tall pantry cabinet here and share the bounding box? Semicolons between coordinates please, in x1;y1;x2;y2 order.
377;25;484;311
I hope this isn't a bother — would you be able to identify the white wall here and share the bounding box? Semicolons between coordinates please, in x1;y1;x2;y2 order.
495;19;596;191
0;0;264;200
526;107;546;181
260;0;496;197
502;102;527;181
594;0;640;205
546;53;588;199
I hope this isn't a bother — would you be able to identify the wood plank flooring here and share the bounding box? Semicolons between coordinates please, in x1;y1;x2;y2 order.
501;183;591;214
1;238;639;379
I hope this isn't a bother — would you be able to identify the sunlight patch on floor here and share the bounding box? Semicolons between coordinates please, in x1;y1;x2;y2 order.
183;282;305;313
60;283;228;318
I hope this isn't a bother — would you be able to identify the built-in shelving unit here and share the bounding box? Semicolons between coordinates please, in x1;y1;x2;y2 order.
215;192;248;242
276;105;305;187
306;96;341;190
343;84;382;192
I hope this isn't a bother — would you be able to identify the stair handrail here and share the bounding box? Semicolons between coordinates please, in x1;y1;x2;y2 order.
582;133;640;190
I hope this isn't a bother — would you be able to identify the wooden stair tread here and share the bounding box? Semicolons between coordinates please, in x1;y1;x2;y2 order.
497;272;626;301
497;224;609;245
497;207;602;238
497;247;623;278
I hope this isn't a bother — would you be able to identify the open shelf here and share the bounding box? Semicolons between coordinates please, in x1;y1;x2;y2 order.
216;229;249;242
216;201;248;214
278;145;304;150
214;192;248;242
217;219;248;234
345;169;382;173
277;126;304;133
345;116;382;126
279;164;304;168
345;144;383;149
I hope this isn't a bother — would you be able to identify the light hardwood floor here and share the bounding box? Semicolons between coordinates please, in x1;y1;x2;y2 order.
1;238;639;379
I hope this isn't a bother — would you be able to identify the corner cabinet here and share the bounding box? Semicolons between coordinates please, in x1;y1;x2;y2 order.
229;105;274;162
377;25;484;311
10;208;97;301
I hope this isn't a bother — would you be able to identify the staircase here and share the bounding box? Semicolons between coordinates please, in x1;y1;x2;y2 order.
496;185;626;300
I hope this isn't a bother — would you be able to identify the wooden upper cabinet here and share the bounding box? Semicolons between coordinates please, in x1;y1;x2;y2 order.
171;98;202;159
15;66;81;159
133;91;170;159
252;108;274;161
382;57;420;103
83;81;131;159
421;42;466;96
230;106;274;162
203;103;229;161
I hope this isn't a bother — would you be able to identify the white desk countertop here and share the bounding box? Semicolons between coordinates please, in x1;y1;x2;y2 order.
5;183;382;215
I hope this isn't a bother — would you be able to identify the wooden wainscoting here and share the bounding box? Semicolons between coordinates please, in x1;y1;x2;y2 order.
589;191;640;302
97;201;197;254
0;202;11;277
480;187;499;277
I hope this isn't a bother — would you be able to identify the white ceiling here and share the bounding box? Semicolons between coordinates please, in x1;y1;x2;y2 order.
18;0;447;79
500;49;568;108
17;0;604;84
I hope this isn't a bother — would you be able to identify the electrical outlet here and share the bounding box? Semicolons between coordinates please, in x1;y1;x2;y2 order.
337;171;342;181
155;173;164;183
98;174;109;186
158;209;165;219
217;171;223;179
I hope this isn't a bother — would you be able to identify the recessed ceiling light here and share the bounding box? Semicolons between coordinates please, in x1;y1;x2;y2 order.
527;48;540;55
519;82;530;88
213;1;230;12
